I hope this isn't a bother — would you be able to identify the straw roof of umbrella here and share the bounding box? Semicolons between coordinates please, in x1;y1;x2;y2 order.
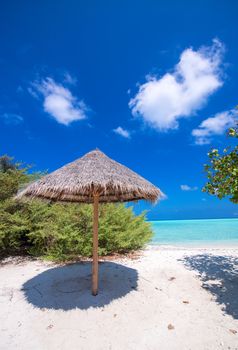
17;149;162;203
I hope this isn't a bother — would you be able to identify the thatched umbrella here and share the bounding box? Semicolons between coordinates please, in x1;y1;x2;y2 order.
18;149;162;295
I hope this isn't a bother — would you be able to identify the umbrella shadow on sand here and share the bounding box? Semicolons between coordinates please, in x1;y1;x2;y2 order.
22;261;138;310
180;254;238;319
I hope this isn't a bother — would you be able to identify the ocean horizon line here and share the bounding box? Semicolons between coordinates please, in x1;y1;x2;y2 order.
148;217;238;222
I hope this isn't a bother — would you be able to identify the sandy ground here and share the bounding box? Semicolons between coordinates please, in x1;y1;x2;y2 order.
0;246;238;350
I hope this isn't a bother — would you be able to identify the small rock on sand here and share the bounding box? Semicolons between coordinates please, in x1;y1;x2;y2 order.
168;324;175;330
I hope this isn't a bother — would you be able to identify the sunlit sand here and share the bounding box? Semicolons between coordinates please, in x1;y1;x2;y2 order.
1;246;238;349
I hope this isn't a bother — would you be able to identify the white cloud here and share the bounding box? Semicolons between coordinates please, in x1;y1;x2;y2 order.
192;109;237;145
181;184;198;191
30;77;88;125
129;39;224;131
1;113;23;125
113;126;131;138
63;72;77;85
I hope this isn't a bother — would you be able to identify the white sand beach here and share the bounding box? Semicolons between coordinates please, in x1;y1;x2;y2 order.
0;246;238;350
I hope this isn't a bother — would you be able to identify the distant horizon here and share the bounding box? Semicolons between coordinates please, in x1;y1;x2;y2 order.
148;217;238;222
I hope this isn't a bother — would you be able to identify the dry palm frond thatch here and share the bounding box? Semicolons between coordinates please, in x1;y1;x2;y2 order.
17;149;162;203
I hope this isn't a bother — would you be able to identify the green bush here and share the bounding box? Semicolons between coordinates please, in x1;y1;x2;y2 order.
0;200;152;261
0;200;29;253
27;201;152;260
0;154;153;261
26;201;94;260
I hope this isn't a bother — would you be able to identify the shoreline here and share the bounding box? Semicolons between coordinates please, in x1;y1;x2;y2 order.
148;242;238;250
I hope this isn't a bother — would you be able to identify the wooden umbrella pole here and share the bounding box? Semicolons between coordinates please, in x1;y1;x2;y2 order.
92;194;99;296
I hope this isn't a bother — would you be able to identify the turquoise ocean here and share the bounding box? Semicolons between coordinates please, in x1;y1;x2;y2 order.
150;218;238;246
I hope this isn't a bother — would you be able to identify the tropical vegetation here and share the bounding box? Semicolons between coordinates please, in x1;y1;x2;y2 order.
0;155;152;260
203;124;238;203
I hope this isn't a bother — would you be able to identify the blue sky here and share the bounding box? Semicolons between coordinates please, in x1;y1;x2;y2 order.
0;0;238;220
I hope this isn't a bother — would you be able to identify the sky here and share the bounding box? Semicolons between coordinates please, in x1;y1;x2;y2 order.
0;0;238;220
